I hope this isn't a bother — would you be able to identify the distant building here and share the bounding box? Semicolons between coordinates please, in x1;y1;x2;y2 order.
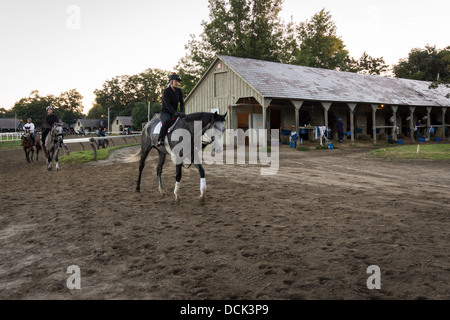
73;119;103;134
0;118;20;132
111;116;134;133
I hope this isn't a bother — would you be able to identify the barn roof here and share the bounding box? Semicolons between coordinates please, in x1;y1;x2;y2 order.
218;55;450;107
76;119;102;127
115;116;133;126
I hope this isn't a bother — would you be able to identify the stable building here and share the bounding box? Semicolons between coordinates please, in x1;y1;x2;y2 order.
111;116;134;133
184;55;450;144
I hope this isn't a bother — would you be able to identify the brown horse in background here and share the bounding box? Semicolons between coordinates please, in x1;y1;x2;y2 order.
21;129;41;163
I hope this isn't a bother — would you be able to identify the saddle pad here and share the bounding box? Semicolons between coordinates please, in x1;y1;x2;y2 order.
153;122;162;134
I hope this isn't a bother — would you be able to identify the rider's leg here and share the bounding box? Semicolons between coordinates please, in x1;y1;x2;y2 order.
42;129;50;147
157;114;174;146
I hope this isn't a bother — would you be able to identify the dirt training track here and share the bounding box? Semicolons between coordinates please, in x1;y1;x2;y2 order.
0;141;449;300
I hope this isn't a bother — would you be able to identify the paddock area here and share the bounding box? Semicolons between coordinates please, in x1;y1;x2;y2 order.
0;142;449;300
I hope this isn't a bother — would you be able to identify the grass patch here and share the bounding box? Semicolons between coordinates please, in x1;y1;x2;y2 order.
59;144;139;164
0;140;22;149
296;146;311;152
370;144;450;160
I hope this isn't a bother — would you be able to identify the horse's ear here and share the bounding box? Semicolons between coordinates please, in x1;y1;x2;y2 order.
223;112;228;118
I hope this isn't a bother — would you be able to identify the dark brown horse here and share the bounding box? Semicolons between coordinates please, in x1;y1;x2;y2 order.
21;129;41;163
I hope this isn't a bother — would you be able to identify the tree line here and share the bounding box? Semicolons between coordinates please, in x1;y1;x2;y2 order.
3;1;448;130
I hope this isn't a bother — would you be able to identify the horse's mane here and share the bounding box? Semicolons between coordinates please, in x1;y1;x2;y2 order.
184;112;215;122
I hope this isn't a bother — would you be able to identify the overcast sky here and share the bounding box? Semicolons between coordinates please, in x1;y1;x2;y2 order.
0;0;448;114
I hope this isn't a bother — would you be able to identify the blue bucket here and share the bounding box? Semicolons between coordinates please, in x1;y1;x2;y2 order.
328;143;334;150
397;140;403;144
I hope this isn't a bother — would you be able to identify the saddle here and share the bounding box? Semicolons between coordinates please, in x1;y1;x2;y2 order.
153;117;182;135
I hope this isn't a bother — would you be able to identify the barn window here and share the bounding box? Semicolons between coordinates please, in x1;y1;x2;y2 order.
214;72;228;97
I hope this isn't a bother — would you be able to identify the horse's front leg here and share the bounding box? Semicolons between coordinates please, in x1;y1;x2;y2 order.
64;143;70;156
174;164;182;202
55;148;60;171
194;164;206;204
47;150;52;171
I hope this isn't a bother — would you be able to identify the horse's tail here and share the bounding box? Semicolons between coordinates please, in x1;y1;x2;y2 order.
126;149;142;163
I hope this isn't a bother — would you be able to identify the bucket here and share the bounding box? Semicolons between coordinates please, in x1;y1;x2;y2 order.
435;137;442;142
397;140;403;144
290;141;297;149
418;138;425;143
327;143;334;150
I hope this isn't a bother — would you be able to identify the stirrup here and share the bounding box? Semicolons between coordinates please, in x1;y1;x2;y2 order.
156;139;163;147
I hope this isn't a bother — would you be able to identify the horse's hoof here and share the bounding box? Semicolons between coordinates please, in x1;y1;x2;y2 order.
199;195;205;205
136;188;140;192
175;196;180;203
158;188;167;196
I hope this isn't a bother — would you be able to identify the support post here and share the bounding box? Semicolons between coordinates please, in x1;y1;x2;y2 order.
409;107;416;142
426;107;432;141
347;103;357;144
370;104;378;145
320;102;332;140
442;108;447;140
292;100;304;137
391;105;398;141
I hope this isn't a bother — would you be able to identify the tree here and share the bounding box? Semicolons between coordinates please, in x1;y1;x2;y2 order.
348;51;389;75
176;0;286;95
12;91;57;128
54;89;85;125
93;68;169;121
0;108;15;118
294;9;350;70
131;102;162;130
393;45;450;82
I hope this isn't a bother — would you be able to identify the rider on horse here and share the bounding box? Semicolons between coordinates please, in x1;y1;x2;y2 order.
22;118;36;145
98;121;107;136
42;106;60;147
157;73;185;147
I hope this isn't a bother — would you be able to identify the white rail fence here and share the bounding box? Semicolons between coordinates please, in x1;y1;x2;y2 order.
1;133;142;160
63;134;142;160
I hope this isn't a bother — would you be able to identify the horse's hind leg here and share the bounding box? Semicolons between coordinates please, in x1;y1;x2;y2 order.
174;164;182;202
136;144;152;192
195;164;206;204
157;152;167;196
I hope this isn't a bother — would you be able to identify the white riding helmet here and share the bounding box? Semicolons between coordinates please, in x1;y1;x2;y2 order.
46;106;53;111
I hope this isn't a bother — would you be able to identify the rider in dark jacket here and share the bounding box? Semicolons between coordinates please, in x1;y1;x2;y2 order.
42;106;59;147
157;73;185;146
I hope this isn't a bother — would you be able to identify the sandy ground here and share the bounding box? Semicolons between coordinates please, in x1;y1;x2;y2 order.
0;139;449;300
